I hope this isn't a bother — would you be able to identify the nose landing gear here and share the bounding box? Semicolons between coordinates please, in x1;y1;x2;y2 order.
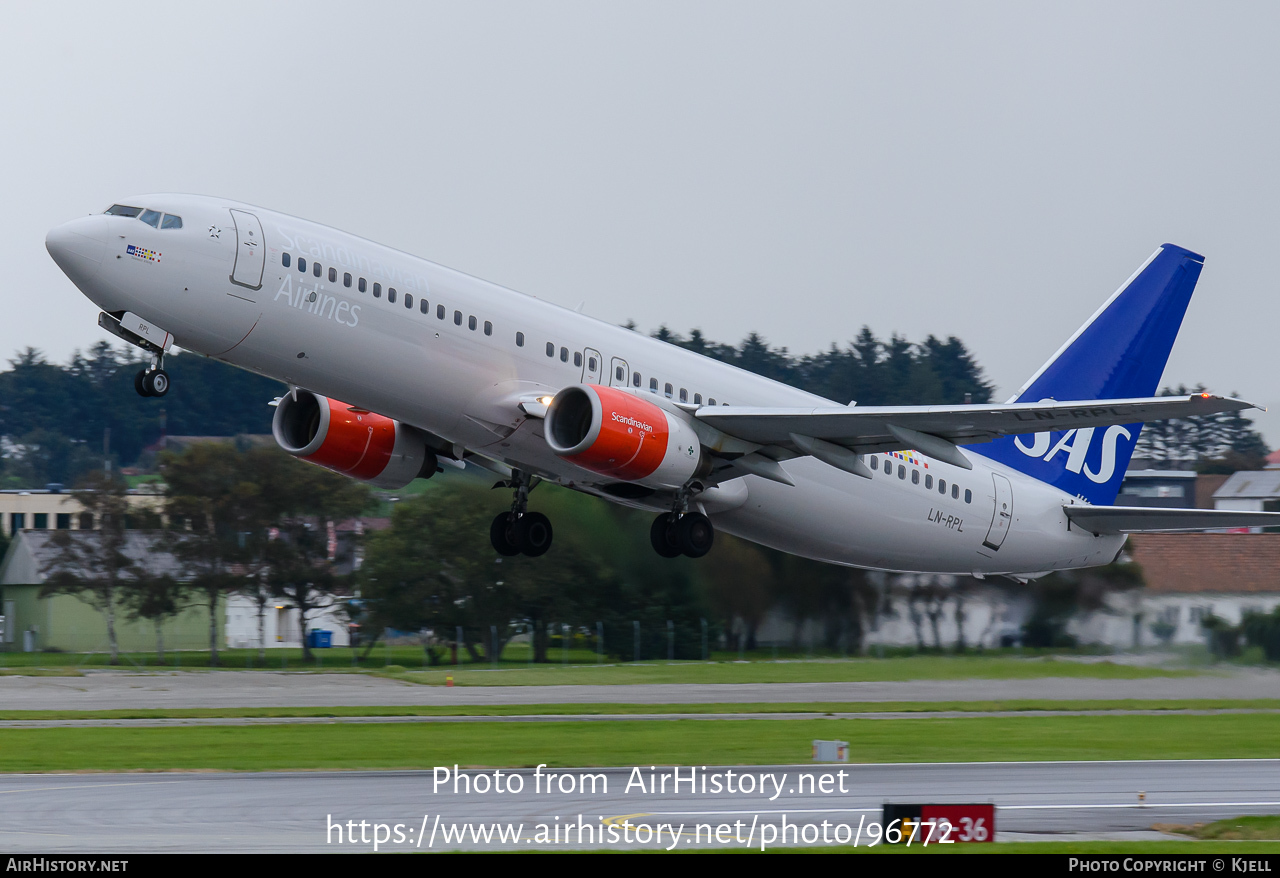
489;469;554;557
135;366;170;398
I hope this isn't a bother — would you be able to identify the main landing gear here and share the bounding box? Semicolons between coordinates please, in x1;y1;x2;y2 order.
489;469;554;557
650;510;714;559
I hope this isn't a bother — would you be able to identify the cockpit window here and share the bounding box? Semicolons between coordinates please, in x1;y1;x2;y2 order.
161;214;183;229
139;209;162;228
105;204;143;218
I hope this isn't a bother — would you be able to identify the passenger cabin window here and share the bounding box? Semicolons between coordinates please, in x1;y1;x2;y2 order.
964;489;972;504
939;479;946;494
546;342;555;357
679;388;688;402
313;262;322;278
388;288;397;304
616;365;625;382
468;315;477;330
282;253;291;268
560;347;569;362
650;378;658;392
484;320;492;336
898;465;906;480
454;310;462;326
358;278;367;292
708;398;716;405
161;214;183;229
328;267;337;283
589;357;597;371
632;372;641;387
694;394;702;405
952;484;959;499
870;457;879;471
925;474;933;489
139;209;162;228
105;204;143;217
437;304;445;319
664;383;673;398
404;293;413;309
298;258;306;273
344;272;352;288
421;299;430;314
911;469;920;485
373;283;381;298
516;332;525;347
574;352;582;367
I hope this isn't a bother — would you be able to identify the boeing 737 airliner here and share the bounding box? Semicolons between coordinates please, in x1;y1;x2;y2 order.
43;195;1280;578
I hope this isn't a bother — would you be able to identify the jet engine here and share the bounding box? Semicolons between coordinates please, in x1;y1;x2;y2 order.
544;384;709;489
272;390;437;489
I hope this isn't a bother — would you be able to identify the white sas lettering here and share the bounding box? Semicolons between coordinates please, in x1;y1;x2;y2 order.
1043;427;1094;474
1083;424;1131;484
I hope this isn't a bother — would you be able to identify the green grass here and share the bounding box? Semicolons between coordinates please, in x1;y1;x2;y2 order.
0;713;1274;772
0;651;1206;682
1;698;1278;722
1158;815;1280;840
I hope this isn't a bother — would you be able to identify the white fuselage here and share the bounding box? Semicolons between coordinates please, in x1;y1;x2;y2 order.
47;194;1125;575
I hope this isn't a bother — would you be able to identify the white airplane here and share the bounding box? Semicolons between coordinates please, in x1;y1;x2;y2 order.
44;195;1280;577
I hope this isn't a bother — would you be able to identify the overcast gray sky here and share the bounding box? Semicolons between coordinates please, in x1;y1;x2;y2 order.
5;2;1278;443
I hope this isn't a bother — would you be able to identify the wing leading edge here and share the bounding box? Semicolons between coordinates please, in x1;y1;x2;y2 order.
695;393;1258;455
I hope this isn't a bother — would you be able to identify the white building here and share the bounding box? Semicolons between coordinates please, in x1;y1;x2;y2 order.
223;592;352;649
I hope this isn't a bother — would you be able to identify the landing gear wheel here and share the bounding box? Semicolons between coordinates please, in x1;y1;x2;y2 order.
675;512;714;558
650;513;683;558
137;369;170;398
146;369;170;397
514;511;553;557
490;513;520;556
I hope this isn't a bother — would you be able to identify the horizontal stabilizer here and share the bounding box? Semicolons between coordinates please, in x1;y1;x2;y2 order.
1065;505;1280;535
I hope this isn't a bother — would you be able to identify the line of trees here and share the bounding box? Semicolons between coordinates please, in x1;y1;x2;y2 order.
0;329;1267;489
1134;384;1271;472
39;443;373;664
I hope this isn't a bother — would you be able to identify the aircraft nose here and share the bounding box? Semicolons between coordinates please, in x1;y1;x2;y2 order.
46;215;108;286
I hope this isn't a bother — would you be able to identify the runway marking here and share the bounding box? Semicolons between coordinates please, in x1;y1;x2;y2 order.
0;780;183;795
1002;801;1280;810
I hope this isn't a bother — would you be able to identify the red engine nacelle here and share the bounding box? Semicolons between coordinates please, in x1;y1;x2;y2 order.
543;384;708;489
272;390;437;489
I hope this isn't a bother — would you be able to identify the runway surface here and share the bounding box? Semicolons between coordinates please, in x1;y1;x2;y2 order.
0;760;1276;852
2;708;1278;728
3;669;1280;710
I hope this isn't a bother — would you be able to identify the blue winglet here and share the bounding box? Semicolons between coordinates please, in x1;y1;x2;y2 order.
970;244;1205;505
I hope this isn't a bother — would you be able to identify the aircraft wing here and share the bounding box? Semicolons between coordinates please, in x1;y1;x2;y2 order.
1064;506;1280;535
695;393;1257;457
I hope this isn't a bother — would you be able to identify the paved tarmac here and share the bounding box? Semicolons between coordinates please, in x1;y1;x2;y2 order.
2;708;1278;728
0;760;1275;852
3;669;1280;710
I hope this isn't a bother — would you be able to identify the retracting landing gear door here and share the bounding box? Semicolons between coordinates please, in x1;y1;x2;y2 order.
229;209;265;293
983;473;1013;551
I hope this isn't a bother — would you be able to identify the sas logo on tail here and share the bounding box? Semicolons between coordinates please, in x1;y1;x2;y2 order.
1014;425;1131;484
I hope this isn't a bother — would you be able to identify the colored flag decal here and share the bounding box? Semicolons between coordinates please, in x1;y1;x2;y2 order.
126;244;161;263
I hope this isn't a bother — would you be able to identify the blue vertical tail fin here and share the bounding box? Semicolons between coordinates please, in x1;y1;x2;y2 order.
972;244;1205;505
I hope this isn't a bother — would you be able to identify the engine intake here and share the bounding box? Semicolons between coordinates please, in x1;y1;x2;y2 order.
272;390;436;489
544;384;707;489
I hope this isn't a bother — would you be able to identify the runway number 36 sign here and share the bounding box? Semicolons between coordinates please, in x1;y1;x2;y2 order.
882;803;996;845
